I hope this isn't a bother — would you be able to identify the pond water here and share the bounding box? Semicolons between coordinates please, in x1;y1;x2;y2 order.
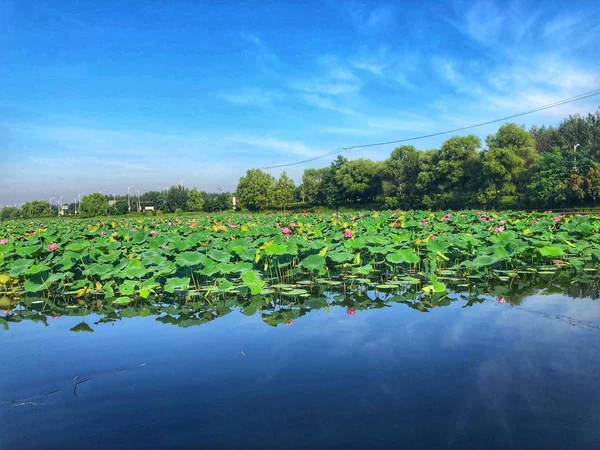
2;285;600;449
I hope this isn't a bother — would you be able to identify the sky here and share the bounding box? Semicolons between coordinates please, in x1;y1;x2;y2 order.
1;0;599;205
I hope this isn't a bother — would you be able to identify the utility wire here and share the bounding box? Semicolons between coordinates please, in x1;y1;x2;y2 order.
262;87;600;170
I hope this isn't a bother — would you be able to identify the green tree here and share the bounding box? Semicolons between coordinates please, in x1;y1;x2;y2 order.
587;164;600;205
382;145;422;208
434;135;481;208
21;200;53;219
481;124;537;208
108;199;130;215
236;169;275;211
202;192;232;212
0;206;21;220
274;171;295;211
526;148;568;207
165;185;189;213
79;193;109;218
141;191;161;209
301;168;328;203
335;159;383;203
186;188;204;212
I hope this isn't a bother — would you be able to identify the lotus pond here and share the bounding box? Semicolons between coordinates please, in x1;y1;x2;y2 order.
2;211;600;449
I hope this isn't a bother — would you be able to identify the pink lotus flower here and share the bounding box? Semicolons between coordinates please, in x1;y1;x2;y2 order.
51;315;60;319
494;226;504;233
358;213;364;218
548;210;553;213
499;220;505;225
420;220;429;226
429;234;436;240
149;230;157;236
288;222;297;228
480;217;487;221
112;231;118;238
350;217;355;222
99;231;106;236
47;243;58;251
286;319;293;326
393;221;401;227
0;239;8;245
497;297;507;304
347;309;356;315
553;215;563;222
442;217;449;223
161;245;169;249
281;227;291;235
343;230;353;238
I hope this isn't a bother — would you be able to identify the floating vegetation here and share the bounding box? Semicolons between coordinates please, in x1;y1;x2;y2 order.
1;210;599;321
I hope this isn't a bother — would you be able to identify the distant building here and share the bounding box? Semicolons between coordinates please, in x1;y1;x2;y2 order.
144;206;155;211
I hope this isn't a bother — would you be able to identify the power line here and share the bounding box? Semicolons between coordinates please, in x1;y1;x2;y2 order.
262;87;600;170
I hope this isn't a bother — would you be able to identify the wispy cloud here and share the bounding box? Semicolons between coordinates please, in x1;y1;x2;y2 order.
230;135;325;158
299;93;358;116
350;46;417;89
240;31;279;76
346;3;396;32
289;80;358;96
219;88;283;107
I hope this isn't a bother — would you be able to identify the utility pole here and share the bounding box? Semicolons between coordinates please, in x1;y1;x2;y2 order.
137;189;141;212
59;196;65;216
127;186;134;212
73;197;78;215
345;147;351;161
574;143;580;172
180;180;186;187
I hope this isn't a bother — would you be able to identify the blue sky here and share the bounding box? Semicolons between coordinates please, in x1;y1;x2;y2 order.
1;0;599;204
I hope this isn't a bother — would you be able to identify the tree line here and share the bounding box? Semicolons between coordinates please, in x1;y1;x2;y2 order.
235;109;600;210
1;187;233;220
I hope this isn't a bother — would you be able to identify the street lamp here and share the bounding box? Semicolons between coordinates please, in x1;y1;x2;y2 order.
574;144;580;172
127;186;134;212
72;197;78;215
59;196;65;216
137;189;141;212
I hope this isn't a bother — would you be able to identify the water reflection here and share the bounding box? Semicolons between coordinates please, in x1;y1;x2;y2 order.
2;277;599;332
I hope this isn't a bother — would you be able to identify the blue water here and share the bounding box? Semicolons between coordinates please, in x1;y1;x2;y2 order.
2;292;600;449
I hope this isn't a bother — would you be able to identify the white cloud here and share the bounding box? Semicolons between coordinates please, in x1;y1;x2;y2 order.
289;80;358;96
347;3;396;32
230;135;325;157
219;88;283;107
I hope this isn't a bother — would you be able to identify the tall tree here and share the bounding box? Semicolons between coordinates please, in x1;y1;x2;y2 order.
382;145;422;209
481;124;537;208
79;193;109;218
433;135;481;208
301;168;327;203
236;169;275;211
186;188;204;212
274;171;295;211
165;185;189;212
335;159;383;204
21;200;53;219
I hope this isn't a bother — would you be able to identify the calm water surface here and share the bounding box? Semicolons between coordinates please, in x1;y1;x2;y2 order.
2;290;600;449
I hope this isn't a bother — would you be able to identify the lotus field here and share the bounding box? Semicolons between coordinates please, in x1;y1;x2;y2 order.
1;209;599;302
